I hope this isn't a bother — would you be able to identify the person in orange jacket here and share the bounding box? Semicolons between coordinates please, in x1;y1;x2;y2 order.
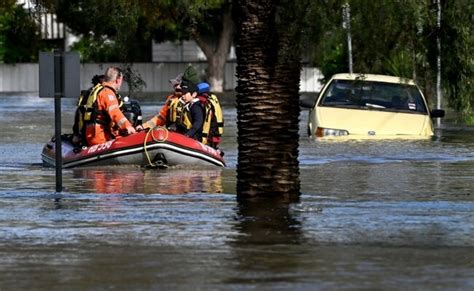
137;66;201;131
137;73;184;130
85;66;136;146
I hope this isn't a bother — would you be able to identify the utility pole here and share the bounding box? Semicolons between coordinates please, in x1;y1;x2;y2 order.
436;0;442;127
342;3;353;74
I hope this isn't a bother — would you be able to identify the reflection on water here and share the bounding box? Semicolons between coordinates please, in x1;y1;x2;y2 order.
233;198;302;245
71;167;224;195
224;199;306;285
0;96;473;289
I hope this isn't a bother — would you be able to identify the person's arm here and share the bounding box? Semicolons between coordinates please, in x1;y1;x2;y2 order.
156;98;170;126
142;95;174;130
142;104;168;130
185;103;204;138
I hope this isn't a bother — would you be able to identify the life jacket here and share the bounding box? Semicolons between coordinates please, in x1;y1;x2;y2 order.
166;97;186;127
84;84;122;124
199;93;224;146
73;88;93;137
180;98;202;130
75;84;122;143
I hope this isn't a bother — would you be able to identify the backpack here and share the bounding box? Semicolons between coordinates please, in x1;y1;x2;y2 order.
72;85;100;144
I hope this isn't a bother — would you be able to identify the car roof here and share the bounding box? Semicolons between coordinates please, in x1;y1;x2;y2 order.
330;73;417;85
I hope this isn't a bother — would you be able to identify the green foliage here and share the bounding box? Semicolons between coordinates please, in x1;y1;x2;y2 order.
36;0;230;62
31;0;472;117
305;0;473;117
48;0;147;62
304;0;344;81
385;50;414;79
319;35;347;81
439;1;474;118
0;1;43;63
335;1;428;76
70;36;120;62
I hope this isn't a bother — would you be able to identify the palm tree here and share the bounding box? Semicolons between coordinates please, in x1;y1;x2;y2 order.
233;0;306;199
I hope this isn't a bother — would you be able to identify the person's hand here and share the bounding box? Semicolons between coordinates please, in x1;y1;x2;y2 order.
126;126;136;135
136;124;144;132
168;124;177;132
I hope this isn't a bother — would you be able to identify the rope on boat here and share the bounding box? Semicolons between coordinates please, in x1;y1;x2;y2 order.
144;126;169;167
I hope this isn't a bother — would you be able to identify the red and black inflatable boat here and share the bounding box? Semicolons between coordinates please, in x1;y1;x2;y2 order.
41;127;225;168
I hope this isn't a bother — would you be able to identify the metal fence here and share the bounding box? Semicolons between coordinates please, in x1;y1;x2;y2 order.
0;63;322;94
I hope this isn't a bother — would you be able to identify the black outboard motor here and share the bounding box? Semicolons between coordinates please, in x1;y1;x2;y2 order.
121;96;142;127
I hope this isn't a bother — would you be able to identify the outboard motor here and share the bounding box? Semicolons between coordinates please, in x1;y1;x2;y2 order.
121;96;142;127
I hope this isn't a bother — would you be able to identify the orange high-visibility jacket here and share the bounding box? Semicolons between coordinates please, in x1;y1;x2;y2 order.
85;82;132;145
143;94;178;129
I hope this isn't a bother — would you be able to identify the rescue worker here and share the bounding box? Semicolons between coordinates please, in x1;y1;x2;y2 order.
72;74;105;146
195;82;224;149
137;66;201;131
176;80;205;141
136;73;184;131
85;67;136;146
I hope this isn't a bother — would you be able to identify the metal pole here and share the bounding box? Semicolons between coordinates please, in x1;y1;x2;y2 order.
343;3;353;74
54;51;62;192
436;0;442;127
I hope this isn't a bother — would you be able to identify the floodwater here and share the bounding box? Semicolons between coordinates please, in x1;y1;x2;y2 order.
0;95;473;290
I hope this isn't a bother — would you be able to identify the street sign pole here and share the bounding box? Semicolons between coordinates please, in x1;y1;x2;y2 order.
436;0;442;127
54;51;62;192
39;51;80;193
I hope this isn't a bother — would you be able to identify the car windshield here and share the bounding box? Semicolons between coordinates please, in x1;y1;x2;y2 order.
319;79;428;114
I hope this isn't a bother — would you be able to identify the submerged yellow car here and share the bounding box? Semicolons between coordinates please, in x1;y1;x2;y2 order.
302;73;445;139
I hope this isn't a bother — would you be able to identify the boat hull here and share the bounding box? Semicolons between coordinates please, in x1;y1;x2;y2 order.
41;128;225;168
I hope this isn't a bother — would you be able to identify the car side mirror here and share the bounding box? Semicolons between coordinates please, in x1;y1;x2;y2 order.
430;109;445;118
299;99;314;109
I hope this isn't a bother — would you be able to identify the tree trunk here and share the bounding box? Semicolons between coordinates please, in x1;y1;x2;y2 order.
233;0;305;198
206;53;226;93
194;5;234;92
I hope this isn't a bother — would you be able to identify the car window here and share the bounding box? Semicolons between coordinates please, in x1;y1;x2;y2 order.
319;80;428;114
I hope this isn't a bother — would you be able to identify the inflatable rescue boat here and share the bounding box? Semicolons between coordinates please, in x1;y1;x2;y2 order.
41;127;225;168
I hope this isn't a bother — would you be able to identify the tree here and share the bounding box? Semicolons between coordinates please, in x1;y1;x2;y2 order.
36;0;153;62
304;0;349;80
438;1;474;120
305;1;473;119
306;1;430;81
188;2;234;92
0;1;44;63
36;0;234;92
233;0;307;198
141;0;234;92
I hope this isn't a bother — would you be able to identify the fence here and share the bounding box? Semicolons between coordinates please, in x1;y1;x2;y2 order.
0;62;322;94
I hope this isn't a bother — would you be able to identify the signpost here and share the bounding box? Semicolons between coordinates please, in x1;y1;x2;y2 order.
39;51;80;192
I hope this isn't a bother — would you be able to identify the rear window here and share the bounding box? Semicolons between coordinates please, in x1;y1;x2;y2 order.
319;79;428;114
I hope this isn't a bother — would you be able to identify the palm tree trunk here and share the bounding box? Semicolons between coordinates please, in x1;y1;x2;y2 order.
233;0;304;199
